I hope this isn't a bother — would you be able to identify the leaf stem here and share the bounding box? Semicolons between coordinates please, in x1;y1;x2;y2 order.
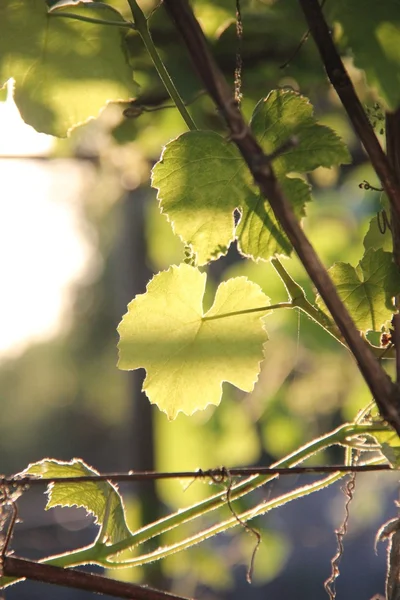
127;0;197;131
202;302;292;321
49;12;134;29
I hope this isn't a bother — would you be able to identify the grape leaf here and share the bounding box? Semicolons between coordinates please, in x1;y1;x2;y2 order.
237;176;310;260
21;459;132;544
0;1;137;136
117;264;270;419
152;89;349;265
250;90;351;176
326;0;400;110
363;215;392;252
316;249;400;332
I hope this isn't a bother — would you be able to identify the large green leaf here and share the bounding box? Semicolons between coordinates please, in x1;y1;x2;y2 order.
317;249;400;332
22;459;132;544
152;89;349;264
0;1;137;136
326;0;400;110
117;264;270;419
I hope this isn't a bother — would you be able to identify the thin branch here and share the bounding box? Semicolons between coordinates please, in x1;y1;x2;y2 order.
2;556;193;600
2;464;395;488
297;0;400;224
161;0;400;435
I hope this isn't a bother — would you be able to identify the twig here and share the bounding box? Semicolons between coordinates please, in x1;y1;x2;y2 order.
2;556;193;600
161;0;400;434
298;0;400;225
2;464;396;488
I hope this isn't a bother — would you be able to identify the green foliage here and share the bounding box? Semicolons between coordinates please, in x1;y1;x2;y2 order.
327;0;400;110
22;459;132;544
153;90;350;265
1;0;400;595
118;264;270;418
0;0;137;136
317;248;400;332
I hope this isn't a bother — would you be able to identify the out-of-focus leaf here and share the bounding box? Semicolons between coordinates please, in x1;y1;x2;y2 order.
327;0;400;110
0;1;137;136
117;264;270;419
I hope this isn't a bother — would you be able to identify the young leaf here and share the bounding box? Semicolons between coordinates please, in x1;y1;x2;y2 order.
250;89;351;176
326;0;400;110
316;249;400;332
117;264;270;419
21;459;132;544
152;90;349;264
0;1;137;136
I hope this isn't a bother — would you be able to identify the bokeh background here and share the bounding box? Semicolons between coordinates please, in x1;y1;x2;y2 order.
1;1;398;598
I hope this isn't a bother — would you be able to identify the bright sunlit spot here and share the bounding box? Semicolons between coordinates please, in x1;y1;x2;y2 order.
0;81;96;357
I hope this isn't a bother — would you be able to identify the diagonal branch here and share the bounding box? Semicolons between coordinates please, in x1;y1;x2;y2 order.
297;0;400;224
161;0;400;435
2;556;193;600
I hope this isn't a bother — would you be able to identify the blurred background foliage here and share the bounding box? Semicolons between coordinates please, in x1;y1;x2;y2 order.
1;1;398;599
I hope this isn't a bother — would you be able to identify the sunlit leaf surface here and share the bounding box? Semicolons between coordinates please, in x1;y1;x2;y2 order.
118;264;270;419
0;1;137;136
22;458;132;543
152;90;350;264
317;249;400;332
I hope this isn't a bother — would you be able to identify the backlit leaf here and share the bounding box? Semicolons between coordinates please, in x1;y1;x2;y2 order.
0;1;137;136
316;249;400;332
22;459;132;544
152;90;349;264
117;264;270;419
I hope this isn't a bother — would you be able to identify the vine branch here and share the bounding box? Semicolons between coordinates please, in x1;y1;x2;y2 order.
298;0;400;223
2;556;193;600
161;0;400;435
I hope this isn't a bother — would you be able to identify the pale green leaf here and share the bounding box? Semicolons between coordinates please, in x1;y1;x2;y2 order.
250;89;351;175
152;90;349;264
0;1;137;136
326;0;400;110
152;131;250;266
317;249;400;332
117;264;270;419
21;459;132;544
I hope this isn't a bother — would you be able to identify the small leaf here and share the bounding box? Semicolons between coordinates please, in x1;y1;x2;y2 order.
317;249;400;332
117;264;270;419
250;89;351;176
21;459;132;544
0;1;137;136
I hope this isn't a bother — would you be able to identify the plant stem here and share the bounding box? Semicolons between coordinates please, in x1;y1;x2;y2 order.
161;0;400;435
202;302;292;321
127;0;197;131
0;422;388;588
49;12;134;28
